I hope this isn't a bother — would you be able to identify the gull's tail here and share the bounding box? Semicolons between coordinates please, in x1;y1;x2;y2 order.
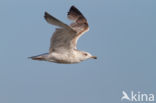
28;53;48;61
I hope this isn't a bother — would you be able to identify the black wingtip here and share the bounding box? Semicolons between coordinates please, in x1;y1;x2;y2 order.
44;11;48;19
68;5;82;16
71;5;76;9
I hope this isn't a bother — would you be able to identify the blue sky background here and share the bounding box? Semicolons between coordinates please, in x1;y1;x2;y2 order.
0;0;156;103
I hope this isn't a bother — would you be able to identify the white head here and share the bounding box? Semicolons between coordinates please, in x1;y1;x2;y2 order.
78;51;97;61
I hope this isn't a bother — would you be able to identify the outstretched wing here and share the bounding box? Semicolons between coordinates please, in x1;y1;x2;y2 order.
44;12;75;34
44;12;77;53
68;6;89;48
44;6;89;53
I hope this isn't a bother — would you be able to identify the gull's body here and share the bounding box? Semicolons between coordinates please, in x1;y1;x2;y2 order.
29;6;97;64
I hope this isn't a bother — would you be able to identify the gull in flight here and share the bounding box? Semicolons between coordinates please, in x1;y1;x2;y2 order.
29;6;97;64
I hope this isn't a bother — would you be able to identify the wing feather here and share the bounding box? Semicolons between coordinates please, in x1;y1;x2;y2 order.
67;6;87;24
49;28;75;53
68;6;89;48
44;6;89;53
44;12;76;34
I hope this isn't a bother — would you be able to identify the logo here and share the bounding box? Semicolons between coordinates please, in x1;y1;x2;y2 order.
121;91;155;102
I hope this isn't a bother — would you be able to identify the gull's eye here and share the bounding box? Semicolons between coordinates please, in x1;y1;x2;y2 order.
84;53;88;56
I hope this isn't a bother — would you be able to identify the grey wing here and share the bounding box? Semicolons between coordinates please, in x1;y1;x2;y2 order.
44;6;89;53
49;28;75;53
44;12;76;34
67;6;89;48
44;12;76;53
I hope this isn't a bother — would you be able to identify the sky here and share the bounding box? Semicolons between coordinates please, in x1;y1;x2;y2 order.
0;0;156;103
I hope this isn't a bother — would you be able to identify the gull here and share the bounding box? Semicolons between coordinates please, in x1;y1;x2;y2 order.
29;6;97;64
